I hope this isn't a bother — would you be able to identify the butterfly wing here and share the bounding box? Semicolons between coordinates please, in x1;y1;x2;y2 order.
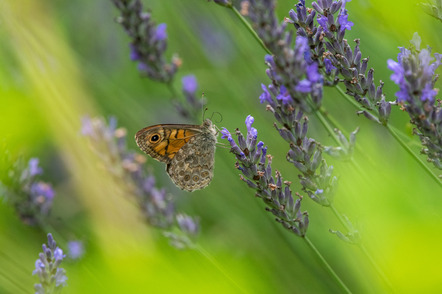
135;124;202;164
166;122;217;191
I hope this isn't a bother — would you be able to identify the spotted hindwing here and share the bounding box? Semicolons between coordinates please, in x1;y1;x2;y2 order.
135;119;218;192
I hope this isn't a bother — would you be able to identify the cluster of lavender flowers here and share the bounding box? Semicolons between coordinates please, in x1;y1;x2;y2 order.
287;0;391;124
33;233;67;294
261;79;351;206
112;0;180;83
81;116;199;249
0;158;55;226
222;116;309;237
388;34;442;170
243;0;324;111
112;0;205;123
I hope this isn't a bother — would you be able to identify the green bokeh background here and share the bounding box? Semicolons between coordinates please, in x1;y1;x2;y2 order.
0;0;441;293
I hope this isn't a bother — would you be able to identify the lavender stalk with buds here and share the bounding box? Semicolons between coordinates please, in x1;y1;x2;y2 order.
33;233;67;294
221;115;309;237
221;116;354;293
288;0;391;124
261;68;347;206
112;0;205;123
242;0;324;111
0;157;55;226
112;0;180;83
388;33;442;170
81;116;199;248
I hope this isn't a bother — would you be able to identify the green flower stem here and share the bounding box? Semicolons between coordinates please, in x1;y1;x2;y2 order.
167;81;178;99
303;236;353;294
195;245;249;293
228;5;272;55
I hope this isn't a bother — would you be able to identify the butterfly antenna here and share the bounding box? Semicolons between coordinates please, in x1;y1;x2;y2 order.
201;93;208;121
210;112;223;123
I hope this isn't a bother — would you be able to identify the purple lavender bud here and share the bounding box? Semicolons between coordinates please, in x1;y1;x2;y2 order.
357;110;380;124
260;84;273;104
361;58;369;74
182;75;198;94
387;59;403;84
368;81;376;100
306;63;321;83
317;15;328;32
310;150;322;171
260;147;268;164
155;23;167;41
129;43;140;61
324;58;337;74
302;213;309;234
378;99;391;125
237;131;247;151
311;2;323;14
67;241;84;260
330;0;342;13
253;141;265;163
375;82;384;101
221;128;232;140
295;35;309;55
137;62;150;74
295;79;312;93
176;214;199;236
289;9;298;22
81;116;94;136
245;115;258;140
421;81;438;102
276;85;293;104
28;158;43;177
31;182;55;200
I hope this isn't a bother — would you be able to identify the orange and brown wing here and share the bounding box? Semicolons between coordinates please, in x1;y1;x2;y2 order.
135;124;201;163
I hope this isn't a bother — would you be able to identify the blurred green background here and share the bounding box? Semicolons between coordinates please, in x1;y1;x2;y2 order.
0;0;441;293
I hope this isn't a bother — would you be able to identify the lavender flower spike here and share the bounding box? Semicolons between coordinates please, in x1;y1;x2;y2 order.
290;0;390;122
33;233;67;294
112;0;180;83
0;157;56;226
222;116;309;237
387;33;442;169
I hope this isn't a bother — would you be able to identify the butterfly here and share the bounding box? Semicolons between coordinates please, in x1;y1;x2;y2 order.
135;119;217;192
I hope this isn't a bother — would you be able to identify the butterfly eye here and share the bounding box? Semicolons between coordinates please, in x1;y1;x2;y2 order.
149;134;161;143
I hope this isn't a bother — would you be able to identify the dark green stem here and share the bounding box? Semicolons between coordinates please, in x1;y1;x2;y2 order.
228;5;272;55
304;236;353;294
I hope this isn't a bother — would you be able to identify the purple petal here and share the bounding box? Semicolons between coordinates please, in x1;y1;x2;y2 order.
306;62;321;83
221;128;232;140
182;75;198;93
295;79;312;93
324;58;336;74
28;158;43;177
155;23;167;41
259;84;272;104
